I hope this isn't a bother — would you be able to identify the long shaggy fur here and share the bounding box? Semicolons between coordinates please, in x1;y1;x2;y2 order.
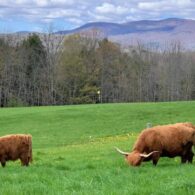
0;134;32;167
118;123;195;166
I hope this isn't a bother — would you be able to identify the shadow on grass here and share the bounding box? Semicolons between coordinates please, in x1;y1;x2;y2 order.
55;156;65;161
55;165;71;171
85;164;96;170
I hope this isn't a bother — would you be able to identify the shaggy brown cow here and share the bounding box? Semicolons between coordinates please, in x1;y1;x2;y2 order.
115;123;195;166
0;134;32;167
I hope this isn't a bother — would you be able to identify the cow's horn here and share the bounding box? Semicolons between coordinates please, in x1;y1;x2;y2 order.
140;151;159;158
114;147;129;155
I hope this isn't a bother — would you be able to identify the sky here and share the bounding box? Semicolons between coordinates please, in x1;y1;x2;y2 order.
0;0;195;32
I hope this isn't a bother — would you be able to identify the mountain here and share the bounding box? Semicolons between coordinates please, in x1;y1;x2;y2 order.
56;18;195;50
57;22;122;35
57;18;185;35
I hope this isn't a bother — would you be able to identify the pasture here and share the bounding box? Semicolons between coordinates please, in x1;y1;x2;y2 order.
0;101;195;194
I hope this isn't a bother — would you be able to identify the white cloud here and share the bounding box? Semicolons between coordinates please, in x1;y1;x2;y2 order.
173;0;192;7
15;0;30;3
46;9;81;19
68;18;83;25
138;2;162;10
34;0;48;7
96;3;129;15
138;0;195;11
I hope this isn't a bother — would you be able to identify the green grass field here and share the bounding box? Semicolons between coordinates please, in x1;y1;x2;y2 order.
0;101;195;195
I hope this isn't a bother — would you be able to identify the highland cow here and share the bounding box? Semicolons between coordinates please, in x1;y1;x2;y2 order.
0;134;32;167
115;123;195;166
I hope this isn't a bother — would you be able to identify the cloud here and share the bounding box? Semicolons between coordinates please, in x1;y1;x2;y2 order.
46;9;81;19
1;0;195;32
95;3;129;15
138;0;194;11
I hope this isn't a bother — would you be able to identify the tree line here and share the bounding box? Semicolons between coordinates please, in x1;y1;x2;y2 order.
0;32;194;107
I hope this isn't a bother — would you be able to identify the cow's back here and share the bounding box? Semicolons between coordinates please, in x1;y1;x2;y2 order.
133;124;194;155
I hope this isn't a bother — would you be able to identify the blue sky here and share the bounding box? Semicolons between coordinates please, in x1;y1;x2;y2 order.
0;0;195;32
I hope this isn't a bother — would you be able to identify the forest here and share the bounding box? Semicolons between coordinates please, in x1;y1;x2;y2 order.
0;31;194;107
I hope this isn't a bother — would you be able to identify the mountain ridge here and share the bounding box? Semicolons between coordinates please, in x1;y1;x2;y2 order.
55;18;191;35
12;18;195;50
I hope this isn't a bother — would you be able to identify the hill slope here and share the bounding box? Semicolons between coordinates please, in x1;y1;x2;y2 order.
57;18;195;49
0;102;195;194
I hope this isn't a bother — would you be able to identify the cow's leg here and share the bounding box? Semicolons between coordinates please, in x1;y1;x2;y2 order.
181;156;187;163
20;154;29;166
181;143;194;164
152;153;160;166
181;152;194;164
1;158;6;167
187;150;194;163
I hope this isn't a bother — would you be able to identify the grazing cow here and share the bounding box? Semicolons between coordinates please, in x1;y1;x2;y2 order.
0;134;32;167
115;123;195;166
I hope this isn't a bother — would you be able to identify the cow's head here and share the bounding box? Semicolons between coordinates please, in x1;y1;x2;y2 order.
115;147;159;166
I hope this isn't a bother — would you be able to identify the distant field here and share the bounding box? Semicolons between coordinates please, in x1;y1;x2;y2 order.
0;101;195;194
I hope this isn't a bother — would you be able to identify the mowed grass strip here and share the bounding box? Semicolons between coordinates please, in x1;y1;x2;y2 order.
0;101;195;194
